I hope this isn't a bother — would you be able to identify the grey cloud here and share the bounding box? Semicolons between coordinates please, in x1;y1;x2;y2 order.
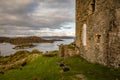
40;0;74;9
0;0;75;36
0;0;34;14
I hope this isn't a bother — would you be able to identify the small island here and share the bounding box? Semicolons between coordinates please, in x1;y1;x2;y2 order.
13;44;36;49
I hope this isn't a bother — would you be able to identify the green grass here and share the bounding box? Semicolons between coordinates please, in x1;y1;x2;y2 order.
0;54;120;80
63;56;120;80
0;56;60;80
42;50;58;57
0;57;10;64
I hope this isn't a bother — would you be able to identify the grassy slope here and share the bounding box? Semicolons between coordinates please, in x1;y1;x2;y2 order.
0;55;120;80
64;56;120;80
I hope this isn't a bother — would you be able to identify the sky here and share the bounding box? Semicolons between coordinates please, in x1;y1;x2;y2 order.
0;0;75;37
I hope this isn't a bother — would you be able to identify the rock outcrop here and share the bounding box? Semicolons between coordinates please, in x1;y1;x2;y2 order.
76;0;120;68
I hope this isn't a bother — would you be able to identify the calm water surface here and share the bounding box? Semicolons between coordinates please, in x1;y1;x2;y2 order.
0;39;74;56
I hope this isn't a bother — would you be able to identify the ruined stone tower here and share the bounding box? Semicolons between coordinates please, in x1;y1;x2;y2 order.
76;0;120;68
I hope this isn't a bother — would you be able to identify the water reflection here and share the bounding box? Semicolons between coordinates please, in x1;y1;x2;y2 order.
0;39;74;56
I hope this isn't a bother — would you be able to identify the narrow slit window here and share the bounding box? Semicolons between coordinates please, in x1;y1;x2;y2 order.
83;24;87;46
91;0;95;13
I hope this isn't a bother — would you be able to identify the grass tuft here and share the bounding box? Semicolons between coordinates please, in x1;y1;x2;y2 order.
42;50;58;57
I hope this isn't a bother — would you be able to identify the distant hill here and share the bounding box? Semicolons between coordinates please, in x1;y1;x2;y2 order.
42;36;75;39
0;37;10;43
0;36;62;45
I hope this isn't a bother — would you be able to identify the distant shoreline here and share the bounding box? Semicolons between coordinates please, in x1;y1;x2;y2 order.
12;43;36;50
0;36;63;45
41;36;75;39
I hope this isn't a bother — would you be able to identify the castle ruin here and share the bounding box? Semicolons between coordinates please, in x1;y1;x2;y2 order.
76;0;120;68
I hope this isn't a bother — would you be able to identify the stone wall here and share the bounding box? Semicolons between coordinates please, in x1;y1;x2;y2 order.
59;44;75;58
76;0;120;68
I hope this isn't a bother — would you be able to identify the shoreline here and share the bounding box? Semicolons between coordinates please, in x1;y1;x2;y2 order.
0;36;63;45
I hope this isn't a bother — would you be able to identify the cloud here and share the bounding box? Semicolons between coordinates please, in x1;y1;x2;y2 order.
0;0;34;14
0;0;75;36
